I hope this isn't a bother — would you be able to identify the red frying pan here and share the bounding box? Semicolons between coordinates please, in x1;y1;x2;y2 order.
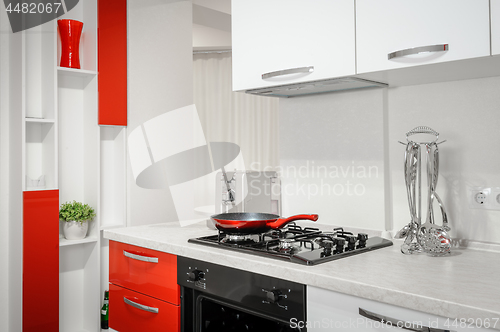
211;212;319;234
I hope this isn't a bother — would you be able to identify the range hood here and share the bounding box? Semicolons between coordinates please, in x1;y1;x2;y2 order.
245;77;387;98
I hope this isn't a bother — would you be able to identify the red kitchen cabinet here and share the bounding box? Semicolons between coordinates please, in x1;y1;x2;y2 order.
109;241;180;331
98;0;127;126
109;284;180;332
23;190;59;332
109;241;180;304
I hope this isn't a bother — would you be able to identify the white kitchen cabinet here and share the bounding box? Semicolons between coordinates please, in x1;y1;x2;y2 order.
231;0;355;91
307;286;491;331
356;0;490;74
492;0;500;55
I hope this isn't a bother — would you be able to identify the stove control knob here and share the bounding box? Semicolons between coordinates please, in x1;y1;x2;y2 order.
346;235;357;251
188;270;204;281
357;233;368;248
265;289;281;304
358;233;368;242
334;237;345;253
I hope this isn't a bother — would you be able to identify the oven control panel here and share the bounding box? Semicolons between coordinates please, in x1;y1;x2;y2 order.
184;266;209;290
177;256;306;323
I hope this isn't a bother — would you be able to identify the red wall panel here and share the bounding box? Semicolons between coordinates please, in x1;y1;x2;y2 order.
98;0;127;126
23;190;59;332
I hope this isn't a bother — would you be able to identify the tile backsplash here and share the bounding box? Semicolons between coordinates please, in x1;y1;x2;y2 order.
280;76;500;244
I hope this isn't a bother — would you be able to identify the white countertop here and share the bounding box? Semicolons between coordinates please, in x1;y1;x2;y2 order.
104;221;500;328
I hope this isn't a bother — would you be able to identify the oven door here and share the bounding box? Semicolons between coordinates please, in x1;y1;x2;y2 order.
181;287;305;332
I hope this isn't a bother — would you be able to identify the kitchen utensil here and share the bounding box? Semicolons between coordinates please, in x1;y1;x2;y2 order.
394;223;410;239
221;167;235;207
399;127;451;255
399;142;423;254
417;143;451;255
405;126;440;143
210;170;282;230
215;170;281;215
211;212;318;234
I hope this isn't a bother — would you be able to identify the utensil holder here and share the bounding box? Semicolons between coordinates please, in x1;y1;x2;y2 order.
396;126;451;256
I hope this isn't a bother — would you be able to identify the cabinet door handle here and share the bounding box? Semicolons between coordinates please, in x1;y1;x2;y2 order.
124;297;159;314
388;44;449;60
359;308;456;332
123;250;158;263
262;66;314;79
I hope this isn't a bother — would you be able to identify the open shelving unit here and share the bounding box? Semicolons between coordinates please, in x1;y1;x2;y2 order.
19;0;128;330
56;1;101;331
22;20;58;192
100;126;127;230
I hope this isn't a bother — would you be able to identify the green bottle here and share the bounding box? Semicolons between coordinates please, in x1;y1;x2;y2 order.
101;290;109;329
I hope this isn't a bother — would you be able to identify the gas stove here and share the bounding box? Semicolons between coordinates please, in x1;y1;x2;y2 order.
188;224;393;265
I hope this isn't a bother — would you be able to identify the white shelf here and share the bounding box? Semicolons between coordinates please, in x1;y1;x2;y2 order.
25;121;57;190
24;187;58;192
59;236;98;247
57;67;98;78
100;127;126;230
25;117;56;123
100;223;126;231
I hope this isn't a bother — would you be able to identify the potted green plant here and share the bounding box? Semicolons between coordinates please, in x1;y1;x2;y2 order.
59;201;96;240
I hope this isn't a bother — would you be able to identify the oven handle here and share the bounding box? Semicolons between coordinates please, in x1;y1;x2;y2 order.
123;250;158;263
359;308;456;332
124;297;159;314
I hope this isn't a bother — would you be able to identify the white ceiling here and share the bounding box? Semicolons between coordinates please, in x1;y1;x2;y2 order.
192;0;231;15
192;0;232;51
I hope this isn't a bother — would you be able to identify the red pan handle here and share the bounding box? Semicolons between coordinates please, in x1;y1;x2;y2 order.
269;214;319;229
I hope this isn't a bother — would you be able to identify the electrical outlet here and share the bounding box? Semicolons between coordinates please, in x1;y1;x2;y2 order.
469;187;500;210
491;188;500;209
469;187;490;208
474;191;488;205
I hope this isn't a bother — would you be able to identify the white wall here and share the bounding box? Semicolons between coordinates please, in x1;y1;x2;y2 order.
1;8;24;330
127;0;193;226
0;6;11;331
388;77;500;244
192;2;231;51
280;76;500;244
6;27;24;332
280;88;386;231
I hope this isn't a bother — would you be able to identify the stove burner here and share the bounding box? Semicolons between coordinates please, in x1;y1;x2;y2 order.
278;238;296;251
190;225;393;265
221;234;256;245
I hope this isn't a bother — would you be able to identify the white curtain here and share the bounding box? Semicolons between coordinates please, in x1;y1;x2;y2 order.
193;52;279;171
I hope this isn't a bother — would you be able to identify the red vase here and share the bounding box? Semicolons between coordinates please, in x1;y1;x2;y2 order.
58;19;84;69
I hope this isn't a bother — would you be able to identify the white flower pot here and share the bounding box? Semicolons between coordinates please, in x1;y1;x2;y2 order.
63;220;89;240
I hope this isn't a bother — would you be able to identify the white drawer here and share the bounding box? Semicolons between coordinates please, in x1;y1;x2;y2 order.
306;286;493;331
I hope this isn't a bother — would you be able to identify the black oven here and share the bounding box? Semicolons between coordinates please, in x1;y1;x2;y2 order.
178;256;306;332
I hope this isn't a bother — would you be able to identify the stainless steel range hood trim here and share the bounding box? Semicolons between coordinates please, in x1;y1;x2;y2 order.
245;77;388;98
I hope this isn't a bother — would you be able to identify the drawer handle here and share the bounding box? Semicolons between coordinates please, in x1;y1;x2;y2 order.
388;44;449;60
124;297;159;314
262;66;314;79
359;308;456;332
123;250;158;263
